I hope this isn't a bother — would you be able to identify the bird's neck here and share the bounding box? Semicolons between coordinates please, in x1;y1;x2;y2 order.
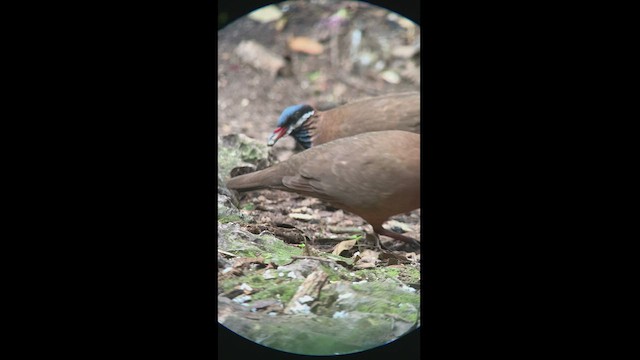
291;114;318;149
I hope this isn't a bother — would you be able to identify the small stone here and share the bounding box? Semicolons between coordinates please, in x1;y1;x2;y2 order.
333;311;349;319
232;295;252;304
263;269;277;279
234;40;285;78
297;295;315;304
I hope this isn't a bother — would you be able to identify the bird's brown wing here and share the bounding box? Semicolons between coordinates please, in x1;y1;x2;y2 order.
281;131;419;211
315;92;420;146
229;131;420;230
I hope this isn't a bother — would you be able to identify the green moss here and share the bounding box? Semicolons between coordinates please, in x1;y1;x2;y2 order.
220;271;291;298
384;268;400;277
217;214;245;224
219;276;243;293
308;70;321;82
353;265;420;284
217;200;252;224
242;273;268;287
251;279;303;303
318;263;347;282
238;142;268;163
241;203;256;211
395;266;421;284
218;134;269;181
264;328;365;355
256;235;304;266
348;281;419;322
323;253;354;266
315;288;340;316
232;249;258;258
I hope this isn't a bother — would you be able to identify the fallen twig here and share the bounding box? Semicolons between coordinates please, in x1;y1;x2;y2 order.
291;255;337;264
217;249;238;257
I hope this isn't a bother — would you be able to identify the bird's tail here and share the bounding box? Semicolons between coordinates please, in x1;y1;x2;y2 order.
225;166;284;192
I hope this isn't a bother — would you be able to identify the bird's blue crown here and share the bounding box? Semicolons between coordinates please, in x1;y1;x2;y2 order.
275;104;315;149
277;104;307;127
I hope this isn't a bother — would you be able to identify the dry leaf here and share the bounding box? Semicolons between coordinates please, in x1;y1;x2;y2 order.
353;261;377;269
379;251;412;265
331;239;358;256
353;249;380;269
275;18;287;32
392;45;419;59
288;36;324;55
248;5;283;24
380;70;400;84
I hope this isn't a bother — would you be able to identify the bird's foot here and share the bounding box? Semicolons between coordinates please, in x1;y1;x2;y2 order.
364;232;388;251
375;227;420;251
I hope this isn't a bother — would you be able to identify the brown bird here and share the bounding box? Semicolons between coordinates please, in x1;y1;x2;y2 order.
227;130;420;249
267;92;420;149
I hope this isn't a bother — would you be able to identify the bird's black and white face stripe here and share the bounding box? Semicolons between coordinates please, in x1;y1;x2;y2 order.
278;104;314;133
267;104;315;147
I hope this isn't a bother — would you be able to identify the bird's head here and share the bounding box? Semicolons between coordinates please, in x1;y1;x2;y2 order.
267;104;315;149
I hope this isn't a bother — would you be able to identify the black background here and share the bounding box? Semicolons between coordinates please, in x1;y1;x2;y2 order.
11;0;604;357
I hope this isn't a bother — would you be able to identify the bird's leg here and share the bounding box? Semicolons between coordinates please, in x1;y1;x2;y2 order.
364;230;388;251
374;233;389;251
373;226;421;249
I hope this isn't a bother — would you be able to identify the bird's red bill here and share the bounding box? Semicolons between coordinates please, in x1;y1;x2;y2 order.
267;127;287;146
